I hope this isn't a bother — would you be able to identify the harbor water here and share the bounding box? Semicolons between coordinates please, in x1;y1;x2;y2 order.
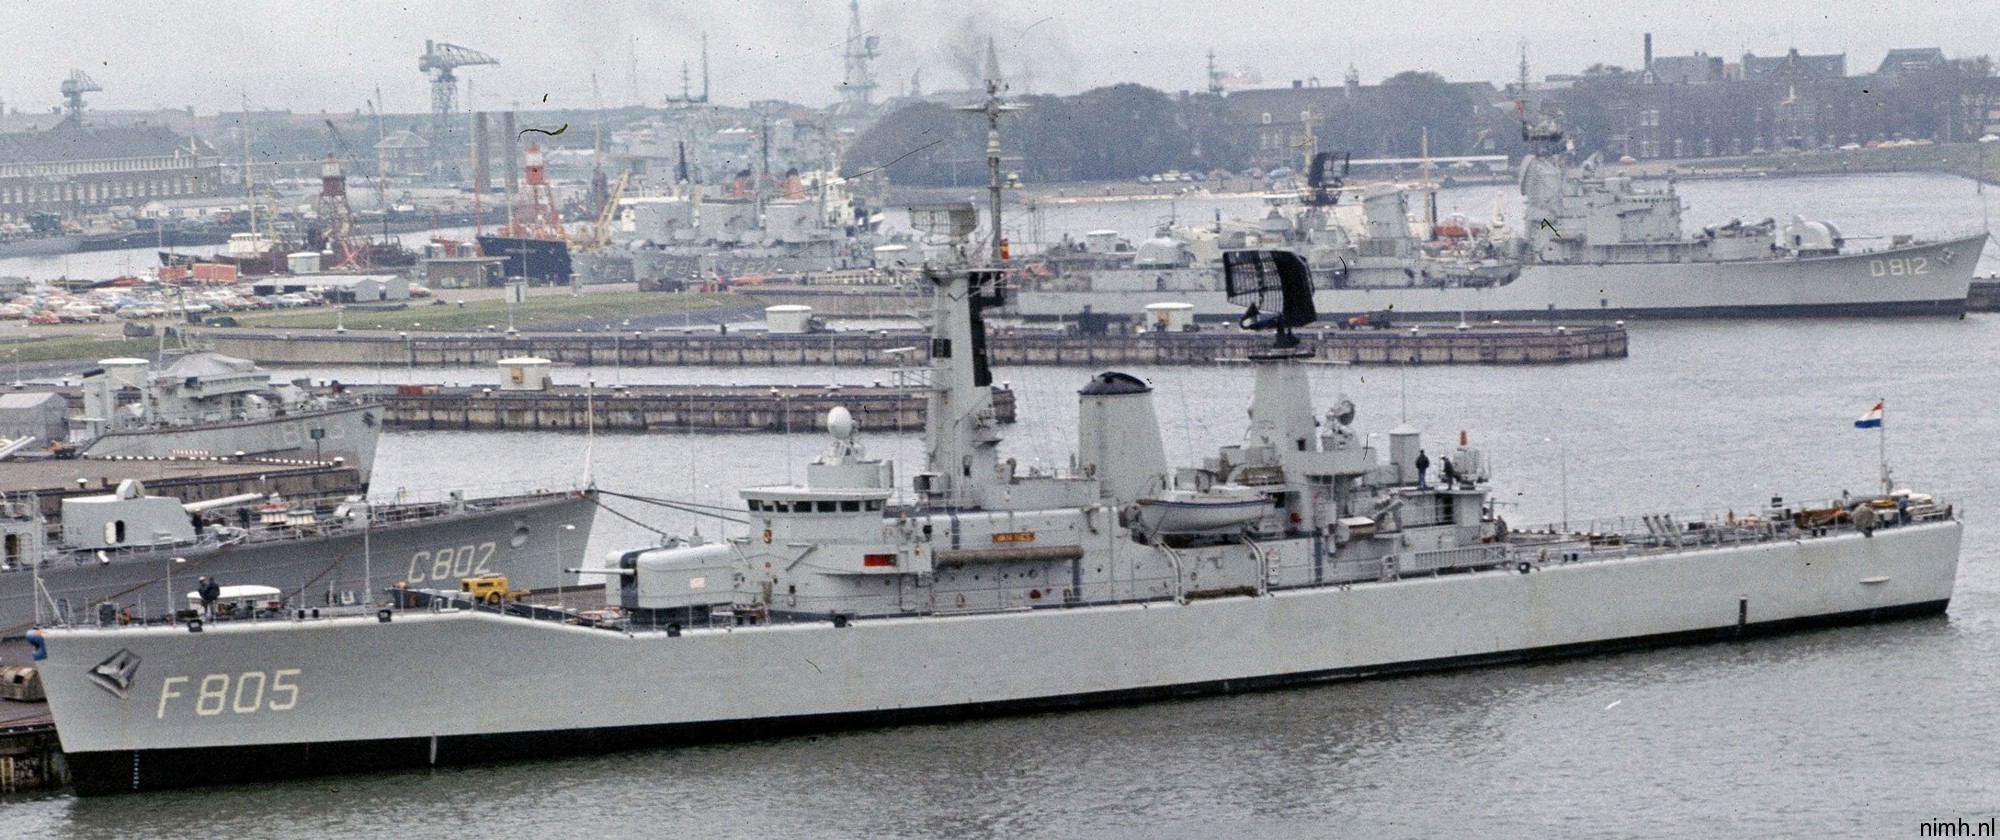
3;173;2000;835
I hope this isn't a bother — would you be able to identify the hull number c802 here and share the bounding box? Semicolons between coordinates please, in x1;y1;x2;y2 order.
405;542;498;584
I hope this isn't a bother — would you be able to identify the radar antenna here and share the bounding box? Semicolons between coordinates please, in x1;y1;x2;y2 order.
1223;250;1317;348
1305;151;1349;206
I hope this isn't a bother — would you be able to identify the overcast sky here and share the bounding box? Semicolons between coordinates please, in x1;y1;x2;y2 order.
13;0;1997;118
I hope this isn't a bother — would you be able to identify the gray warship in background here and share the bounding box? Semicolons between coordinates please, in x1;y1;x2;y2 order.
577;166;885;288
67;353;380;485
0;351;597;639
1015;127;1988;322
0;480;596;638
33;204;1960;795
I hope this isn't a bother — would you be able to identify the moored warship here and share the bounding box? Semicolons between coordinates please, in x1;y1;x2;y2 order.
32;204;1960;794
0;482;597;639
0;350;598;639
68;353;381;485
1014;131;1989;322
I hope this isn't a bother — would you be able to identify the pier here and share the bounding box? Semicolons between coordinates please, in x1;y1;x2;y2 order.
200;324;1626;369
365;384;1017;433
0;715;61;792
0;640;62;792
1967;278;2000;311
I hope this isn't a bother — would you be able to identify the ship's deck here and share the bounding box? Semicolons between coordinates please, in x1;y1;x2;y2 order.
0;455;351;497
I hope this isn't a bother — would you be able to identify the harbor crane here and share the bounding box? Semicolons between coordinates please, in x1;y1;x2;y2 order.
418;38;496;180
419;40;497;173
60;70;102;123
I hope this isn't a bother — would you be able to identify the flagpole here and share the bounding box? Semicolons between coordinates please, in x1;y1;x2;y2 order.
1878;398;1890;495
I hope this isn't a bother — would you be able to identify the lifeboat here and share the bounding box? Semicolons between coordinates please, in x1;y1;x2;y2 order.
1133;487;1268;534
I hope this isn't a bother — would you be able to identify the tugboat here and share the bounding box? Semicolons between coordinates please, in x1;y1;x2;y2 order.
31;203;1960;795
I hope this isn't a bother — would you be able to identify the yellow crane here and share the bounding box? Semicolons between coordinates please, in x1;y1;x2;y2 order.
574;171;629;253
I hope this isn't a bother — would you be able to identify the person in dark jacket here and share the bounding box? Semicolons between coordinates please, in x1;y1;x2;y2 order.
197;576;221;615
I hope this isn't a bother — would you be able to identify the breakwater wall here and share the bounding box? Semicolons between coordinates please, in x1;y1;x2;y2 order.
202;325;1625;368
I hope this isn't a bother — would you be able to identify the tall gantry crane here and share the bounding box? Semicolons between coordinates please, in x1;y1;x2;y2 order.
835;0;879;115
420;40;497;135
60;70;102;124
419;40;497;177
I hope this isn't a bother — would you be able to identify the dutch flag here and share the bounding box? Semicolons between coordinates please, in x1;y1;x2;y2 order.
1855;401;1884;429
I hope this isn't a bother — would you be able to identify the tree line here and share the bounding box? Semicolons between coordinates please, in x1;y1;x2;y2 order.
845;64;2000;185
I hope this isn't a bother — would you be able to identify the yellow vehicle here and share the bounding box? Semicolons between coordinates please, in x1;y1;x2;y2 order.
460;575;528;605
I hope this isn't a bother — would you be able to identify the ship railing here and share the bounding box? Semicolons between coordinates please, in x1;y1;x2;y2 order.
706;568;1195;621
1408;544;1508;574
39;596;382;631
371;481;590;509
1504;496;1954;565
169;485;585;545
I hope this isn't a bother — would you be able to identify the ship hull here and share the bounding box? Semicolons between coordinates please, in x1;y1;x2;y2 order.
39;517;1957;794
1015;234;1989;322
0;236;86;258
478;235;573;284
2;490;596;638
81;403;382;485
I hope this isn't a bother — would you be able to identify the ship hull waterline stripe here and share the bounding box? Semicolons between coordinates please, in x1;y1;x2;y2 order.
65;597;1948;796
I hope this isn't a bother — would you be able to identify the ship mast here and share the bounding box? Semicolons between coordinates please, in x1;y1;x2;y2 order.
957;40;1022;265
910;204;1003;509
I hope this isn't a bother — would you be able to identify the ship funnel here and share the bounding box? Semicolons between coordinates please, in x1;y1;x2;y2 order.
81;358;153;435
98;358;151;390
1076;371;1168;502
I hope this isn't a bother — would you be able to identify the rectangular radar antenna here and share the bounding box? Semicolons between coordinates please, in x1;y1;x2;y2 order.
1223;249;1318;348
908;202;978;244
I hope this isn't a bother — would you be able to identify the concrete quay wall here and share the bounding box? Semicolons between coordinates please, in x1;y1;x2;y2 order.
203;326;1625;369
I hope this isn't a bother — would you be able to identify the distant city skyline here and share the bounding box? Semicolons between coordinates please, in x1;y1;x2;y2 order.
9;0;1994;117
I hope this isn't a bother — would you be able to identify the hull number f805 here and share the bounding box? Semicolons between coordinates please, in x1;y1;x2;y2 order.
157;669;301;718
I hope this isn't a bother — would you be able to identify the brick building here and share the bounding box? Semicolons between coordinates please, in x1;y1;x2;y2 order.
0;121;222;223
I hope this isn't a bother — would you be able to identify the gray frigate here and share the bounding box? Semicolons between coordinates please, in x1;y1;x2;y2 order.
31;204;1959;794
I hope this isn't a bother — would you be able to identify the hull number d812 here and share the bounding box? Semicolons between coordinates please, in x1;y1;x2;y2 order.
1869;257;1929;277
